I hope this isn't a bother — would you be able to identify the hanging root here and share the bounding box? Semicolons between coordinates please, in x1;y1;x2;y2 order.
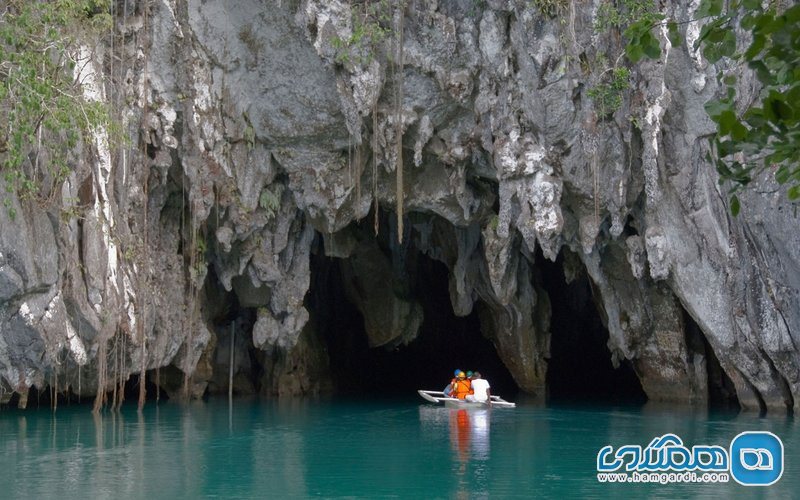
373;102;379;235
395;1;405;244
92;338;108;414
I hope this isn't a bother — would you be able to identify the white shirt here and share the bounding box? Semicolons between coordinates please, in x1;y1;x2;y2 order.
470;378;490;401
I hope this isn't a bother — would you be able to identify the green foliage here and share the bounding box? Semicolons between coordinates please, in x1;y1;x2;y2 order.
244;123;256;150
587;0;659;117
59;196;84;222
621;0;800;212
196;233;207;256
331;0;393;65
587;66;631;117
0;0;113;215
698;1;800;209
489;214;499;231
595;0;657;32
259;184;283;219
623;15;666;62
529;0;568;18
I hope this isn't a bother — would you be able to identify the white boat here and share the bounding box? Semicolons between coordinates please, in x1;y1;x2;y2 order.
417;389;516;408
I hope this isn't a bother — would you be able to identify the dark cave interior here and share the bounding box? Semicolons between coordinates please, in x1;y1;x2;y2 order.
308;223;647;404
537;249;646;404
311;246;519;398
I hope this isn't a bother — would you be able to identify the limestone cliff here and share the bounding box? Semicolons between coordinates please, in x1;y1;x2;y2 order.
0;0;797;413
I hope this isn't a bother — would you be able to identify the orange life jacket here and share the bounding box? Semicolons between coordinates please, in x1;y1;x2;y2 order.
453;378;472;400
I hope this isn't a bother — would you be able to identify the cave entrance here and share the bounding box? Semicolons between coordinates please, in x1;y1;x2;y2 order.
683;308;740;411
538;249;647;405
310;230;518;398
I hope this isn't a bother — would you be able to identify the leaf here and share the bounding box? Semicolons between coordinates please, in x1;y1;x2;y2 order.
788;185;800;201
747;60;772;84
786;85;800;112
667;21;682;46
705;26;727;43
730;194;741;216
718;30;737;59
754;12;780;35
715;158;733;177
730;121;748;141
740;12;757;30
743;108;765;128
704;99;732;120
785;5;800;23
643;34;662;59
744;34;766;60
703;44;723;64
626;42;645;63
764;92;794;124
775;166;791;184
697;0;724;17
717;110;738;134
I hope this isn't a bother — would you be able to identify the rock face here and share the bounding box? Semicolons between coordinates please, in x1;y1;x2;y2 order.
0;0;798;412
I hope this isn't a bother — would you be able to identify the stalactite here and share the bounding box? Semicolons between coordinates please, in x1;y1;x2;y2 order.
395;1;405;244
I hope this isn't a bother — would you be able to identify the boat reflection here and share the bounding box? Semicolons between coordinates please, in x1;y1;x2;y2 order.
419;405;491;498
452;409;471;464
449;408;490;463
418;405;491;462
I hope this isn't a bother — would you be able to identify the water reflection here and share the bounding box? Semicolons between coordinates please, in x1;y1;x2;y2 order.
446;408;491;463
451;409;471;465
0;400;796;498
419;405;492;498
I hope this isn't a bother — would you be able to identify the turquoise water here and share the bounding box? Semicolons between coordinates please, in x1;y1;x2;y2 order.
0;398;796;499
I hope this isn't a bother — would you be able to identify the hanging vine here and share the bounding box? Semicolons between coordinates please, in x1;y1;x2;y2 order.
92;339;107;413
394;1;405;244
137;0;151;412
373;102;379;235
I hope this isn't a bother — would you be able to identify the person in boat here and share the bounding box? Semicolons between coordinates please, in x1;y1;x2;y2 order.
452;371;473;400
465;371;491;406
443;369;461;397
